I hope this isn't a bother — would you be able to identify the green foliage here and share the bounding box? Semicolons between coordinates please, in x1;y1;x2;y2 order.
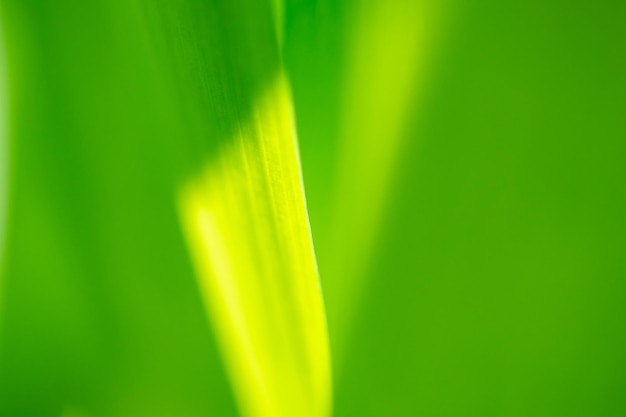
1;0;626;417
179;73;331;417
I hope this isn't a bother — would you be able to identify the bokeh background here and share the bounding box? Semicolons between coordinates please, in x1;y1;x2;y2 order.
0;0;625;416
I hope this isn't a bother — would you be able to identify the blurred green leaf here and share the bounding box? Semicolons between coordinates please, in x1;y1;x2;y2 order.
1;0;625;417
179;72;331;417
0;0;311;416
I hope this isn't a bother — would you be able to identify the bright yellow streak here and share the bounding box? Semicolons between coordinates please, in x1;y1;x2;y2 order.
179;73;331;417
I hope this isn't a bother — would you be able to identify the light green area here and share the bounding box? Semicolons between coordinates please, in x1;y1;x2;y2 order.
322;0;448;359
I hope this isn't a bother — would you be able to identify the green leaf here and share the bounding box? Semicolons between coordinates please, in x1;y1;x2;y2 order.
287;0;450;360
0;0;331;416
179;72;331;417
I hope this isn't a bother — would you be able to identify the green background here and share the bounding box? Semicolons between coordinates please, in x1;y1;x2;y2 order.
0;0;625;416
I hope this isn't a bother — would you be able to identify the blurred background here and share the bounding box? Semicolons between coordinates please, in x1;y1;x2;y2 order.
0;0;625;416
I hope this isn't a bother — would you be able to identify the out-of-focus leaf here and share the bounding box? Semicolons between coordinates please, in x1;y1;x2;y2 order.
324;0;448;355
179;72;331;417
286;0;451;363
0;0;310;416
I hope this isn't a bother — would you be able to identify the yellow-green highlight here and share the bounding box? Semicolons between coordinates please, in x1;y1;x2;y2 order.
325;0;447;356
179;73;331;417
